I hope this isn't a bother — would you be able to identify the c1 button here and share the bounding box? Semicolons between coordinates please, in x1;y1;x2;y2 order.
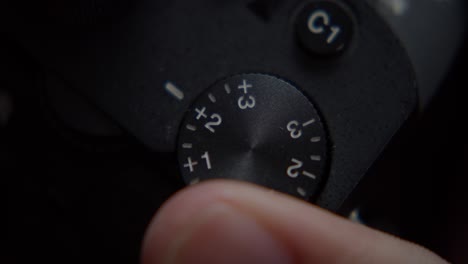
295;1;355;56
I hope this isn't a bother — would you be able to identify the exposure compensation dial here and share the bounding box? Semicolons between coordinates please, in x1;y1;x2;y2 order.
177;74;328;200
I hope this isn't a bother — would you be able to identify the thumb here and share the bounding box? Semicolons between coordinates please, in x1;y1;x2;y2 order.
141;180;447;264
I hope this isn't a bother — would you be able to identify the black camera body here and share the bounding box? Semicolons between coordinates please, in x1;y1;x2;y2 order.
3;0;466;263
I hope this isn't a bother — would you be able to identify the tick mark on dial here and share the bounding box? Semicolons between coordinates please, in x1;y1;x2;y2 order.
302;171;317;179
224;84;231;94
310;137;321;143
164;81;184;101
303;119;316;127
190;178;200;185
186;124;197;131
297;187;307;197
208;93;217;103
182;143;193;149
310;155;322;161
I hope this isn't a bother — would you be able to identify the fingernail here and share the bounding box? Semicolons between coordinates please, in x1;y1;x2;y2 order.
164;203;293;264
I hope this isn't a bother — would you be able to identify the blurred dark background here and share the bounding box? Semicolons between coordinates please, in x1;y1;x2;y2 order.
2;39;182;263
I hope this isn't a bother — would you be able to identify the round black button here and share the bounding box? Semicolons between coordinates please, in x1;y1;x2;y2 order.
177;74;328;200
295;1;355;56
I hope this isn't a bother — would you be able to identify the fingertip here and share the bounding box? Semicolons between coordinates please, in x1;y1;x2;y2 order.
141;180;221;264
141;180;293;264
142;179;448;264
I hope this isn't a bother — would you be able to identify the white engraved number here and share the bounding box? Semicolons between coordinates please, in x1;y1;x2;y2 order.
201;151;212;170
184;152;213;173
238;96;256;110
308;10;341;44
204;114;222;133
287;121;302;139
328;26;341;44
287;159;303;178
308;10;329;34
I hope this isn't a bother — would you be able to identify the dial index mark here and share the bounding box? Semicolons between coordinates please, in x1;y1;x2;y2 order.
190;178;200;185
208;93;217;103
186;124;197;131
224;84;231;94
303;119;316;127
302;171;317;179
297;187;307;197
182;143;193;149
164;81;184;101
310;137;321;143
310;155;322;161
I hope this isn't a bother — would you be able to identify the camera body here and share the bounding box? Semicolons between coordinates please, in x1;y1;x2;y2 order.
3;0;466;263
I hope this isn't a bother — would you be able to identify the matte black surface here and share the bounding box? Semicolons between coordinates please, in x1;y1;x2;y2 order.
4;0;134;27
369;0;467;108
177;74;328;200
5;0;418;210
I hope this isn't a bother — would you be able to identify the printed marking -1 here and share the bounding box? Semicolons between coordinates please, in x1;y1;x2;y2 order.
164;81;184;100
